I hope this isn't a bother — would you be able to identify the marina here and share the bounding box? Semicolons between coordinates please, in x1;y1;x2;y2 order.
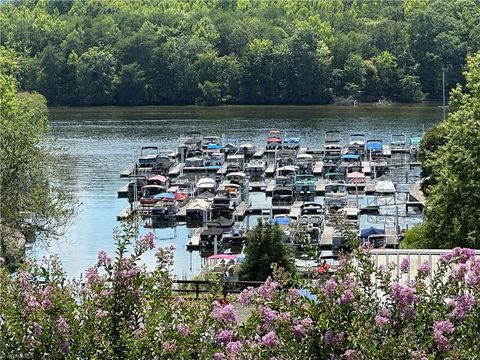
114;126;425;267
29;105;439;280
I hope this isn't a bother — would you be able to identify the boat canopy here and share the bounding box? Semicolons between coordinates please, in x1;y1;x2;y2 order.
341;154;360;160
153;192;175;200
410;137;422;145
297;153;313;160
267;137;281;143
325;172;345;178
271;217;291;225
197;178;216;187
347;171;366;184
226;172;246;179
277;165;299;172
207;144;224;150
366;140;383;151
359;227;385;238
284;137;300;144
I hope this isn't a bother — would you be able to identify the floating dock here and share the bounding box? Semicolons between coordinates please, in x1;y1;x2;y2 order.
313;161;323;176
265;163;276;177
168;163;184;177
117;185;128;198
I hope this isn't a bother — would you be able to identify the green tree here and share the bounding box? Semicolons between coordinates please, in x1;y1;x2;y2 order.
0;49;75;264
408;51;480;248
115;63;146;105
238;220;294;281
197;81;221;106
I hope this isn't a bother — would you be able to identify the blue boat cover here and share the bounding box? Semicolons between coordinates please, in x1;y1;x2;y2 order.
360;226;385;238
366;141;382;151
207;144;224;149
341;154;360;160
153;192;175;199
271;217;291;225
205;165;222;169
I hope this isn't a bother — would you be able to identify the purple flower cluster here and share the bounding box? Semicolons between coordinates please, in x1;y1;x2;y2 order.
237;286;255;306
400;257;410;273
136;232;155;252
440;247;476;264
340;289;354;304
344;349;362;360
176;323;190;337
323;330;345;346
433;320;454;351
97;250;112;267
451;294;475;320
417;261;431;277
211;301;237;325
323;279;338;298
391;282;418;310
258;277;278;301
216;329;235;344
374;315;389;328
56;317;69;335
258;306;279;329
292;317;313;338
226;340;243;355
262;331;279;348
466;258;480;286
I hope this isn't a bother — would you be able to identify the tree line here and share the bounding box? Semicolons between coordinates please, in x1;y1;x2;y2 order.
1;0;479;106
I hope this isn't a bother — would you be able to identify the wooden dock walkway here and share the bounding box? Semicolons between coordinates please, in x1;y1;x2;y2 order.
319;226;334;249
265;163;276;177
288;201;303;219
265;180;275;195
187;228;201;250
315;179;327;195
361;161;371;175
313;161;323;176
253;149;265;159
168;163;184;177
117;185;128;198
120;166;134;178
117;205;135;221
217;164;228;176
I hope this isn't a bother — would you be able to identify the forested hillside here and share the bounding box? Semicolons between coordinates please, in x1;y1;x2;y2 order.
1;0;479;106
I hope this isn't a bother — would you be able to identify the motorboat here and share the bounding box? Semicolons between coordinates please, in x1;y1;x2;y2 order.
283;137;300;150
266;130;282;150
390;134;407;151
296;153;314;174
366;140;384;158
137;147;172;174
272;186;295;205
238;140;255;156
348;133;366;151
325;130;341;143
295;174;316;195
140;184;167;205
246;159;266;174
324;182;347;210
196;177;217;195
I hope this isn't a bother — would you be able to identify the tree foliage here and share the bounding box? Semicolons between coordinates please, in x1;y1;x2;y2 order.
404;51;480;249
238;220;294;281
0;48;75;263
1;0;479;105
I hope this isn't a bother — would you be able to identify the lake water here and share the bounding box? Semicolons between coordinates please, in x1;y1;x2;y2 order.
29;104;442;279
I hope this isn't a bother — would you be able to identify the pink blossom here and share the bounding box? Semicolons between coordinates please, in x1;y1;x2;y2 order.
452;247;476;263
258;306;279;328
439;252;453;263
136;232;155;251
33;322;42;337
391;282;418;310
41;299;52;310
433;320;454;351
258;277;278;301
262;331;279;348
84;266;101;285
162;341;176;352
42;285;54;298
323;330;344;346
452;263;468;281
341;289;354;304
18;271;32;290
400;257;410;273
344;349;362;360
216;329;235;344
60;339;69;354
237;287;255;306
451;294;475;320
323;279;338;298
226;340;243;354
177;323;190;337
287;288;300;304
211;301;237;325
56;317;69;335
97;250;112;267
417;261;431;277
375;315;389;328
214;353;226;360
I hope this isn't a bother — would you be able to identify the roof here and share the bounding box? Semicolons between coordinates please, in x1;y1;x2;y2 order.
207;144;224;149
366;140;383;151
297;153;313;159
153;192;175;200
149;174;167;182
226;172;246;178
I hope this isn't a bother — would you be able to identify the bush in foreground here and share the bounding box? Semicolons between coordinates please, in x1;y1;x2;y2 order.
1;229;480;359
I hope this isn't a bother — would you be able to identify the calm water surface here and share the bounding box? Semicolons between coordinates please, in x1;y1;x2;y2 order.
30;105;442;279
